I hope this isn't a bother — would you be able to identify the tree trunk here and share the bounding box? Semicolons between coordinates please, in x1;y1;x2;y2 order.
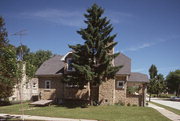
177;84;180;98
88;82;93;105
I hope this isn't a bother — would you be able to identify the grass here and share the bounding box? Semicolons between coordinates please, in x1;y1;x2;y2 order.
150;101;180;115
0;103;171;121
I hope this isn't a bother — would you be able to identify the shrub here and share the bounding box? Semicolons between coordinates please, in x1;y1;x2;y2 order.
127;103;131;106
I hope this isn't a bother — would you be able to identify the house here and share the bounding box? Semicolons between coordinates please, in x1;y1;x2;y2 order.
35;52;149;106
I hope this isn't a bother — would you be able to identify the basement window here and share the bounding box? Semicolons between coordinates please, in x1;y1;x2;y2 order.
117;81;124;89
45;80;51;89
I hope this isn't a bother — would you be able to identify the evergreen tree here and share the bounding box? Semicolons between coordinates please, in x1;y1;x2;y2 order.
63;4;121;104
148;64;158;101
0;16;20;101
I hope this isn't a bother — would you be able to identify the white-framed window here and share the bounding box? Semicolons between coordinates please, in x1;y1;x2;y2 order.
117;81;124;89
45;80;51;89
66;82;78;88
67;58;74;71
33;83;36;88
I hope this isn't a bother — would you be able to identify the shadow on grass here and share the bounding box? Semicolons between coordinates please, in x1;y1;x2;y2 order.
55;99;89;108
0;114;21;120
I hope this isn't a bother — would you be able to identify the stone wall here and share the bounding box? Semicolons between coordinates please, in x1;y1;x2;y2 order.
114;76;127;104
64;86;89;100
99;79;115;105
126;95;140;106
38;76;63;100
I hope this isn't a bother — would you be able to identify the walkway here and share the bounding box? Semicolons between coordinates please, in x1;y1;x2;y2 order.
0;113;97;121
151;98;180;110
148;103;180;121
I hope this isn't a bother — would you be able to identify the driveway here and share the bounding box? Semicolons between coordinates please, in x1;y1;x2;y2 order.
150;98;180;110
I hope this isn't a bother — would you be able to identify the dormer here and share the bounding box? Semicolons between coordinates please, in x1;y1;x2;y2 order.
61;52;75;72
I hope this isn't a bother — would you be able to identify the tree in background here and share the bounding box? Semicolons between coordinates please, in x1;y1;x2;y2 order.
148;64;158;101
166;70;180;97
16;45;53;77
148;64;166;101
63;4;121;104
0;17;20;101
155;74;166;97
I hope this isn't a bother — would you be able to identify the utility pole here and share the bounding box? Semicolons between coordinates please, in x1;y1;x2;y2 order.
11;29;27;121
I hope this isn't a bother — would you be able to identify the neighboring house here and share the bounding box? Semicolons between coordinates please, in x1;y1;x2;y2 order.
35;52;149;106
9;62;39;101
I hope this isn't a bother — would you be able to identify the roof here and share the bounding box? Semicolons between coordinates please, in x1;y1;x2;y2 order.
35;55;64;76
128;72;149;83
114;53;131;75
36;52;131;76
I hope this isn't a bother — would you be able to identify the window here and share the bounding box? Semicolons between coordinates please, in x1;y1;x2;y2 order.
117;81;124;89
33;83;36;88
66;82;78;88
45;80;51;89
67;58;74;71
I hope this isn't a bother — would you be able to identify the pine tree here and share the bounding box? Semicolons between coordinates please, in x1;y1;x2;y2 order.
63;4;121;104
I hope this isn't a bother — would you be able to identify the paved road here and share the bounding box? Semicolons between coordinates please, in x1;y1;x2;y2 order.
148;103;180;121
150;98;180;110
0;113;97;121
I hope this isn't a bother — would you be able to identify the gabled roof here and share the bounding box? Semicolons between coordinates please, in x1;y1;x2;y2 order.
128;72;149;83
35;55;64;76
36;52;131;76
114;53;131;75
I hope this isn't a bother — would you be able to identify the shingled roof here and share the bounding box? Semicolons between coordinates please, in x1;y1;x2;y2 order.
114;53;131;75
36;53;131;76
35;55;64;76
128;72;149;83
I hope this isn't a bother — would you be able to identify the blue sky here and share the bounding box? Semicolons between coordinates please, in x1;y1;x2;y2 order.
1;0;180;77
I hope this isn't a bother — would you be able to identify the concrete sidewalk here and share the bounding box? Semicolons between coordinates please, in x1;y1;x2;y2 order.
148;103;180;121
150;98;180;110
0;113;97;121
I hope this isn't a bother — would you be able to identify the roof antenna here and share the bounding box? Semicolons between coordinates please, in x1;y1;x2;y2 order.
11;29;27;121
11;29;27;60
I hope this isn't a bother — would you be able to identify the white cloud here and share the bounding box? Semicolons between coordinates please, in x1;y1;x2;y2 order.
20;9;133;27
105;11;134;24
122;42;155;52
122;36;180;52
21;9;84;27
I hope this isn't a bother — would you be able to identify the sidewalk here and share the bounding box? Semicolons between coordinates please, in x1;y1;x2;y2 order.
0;113;97;121
148;103;180;121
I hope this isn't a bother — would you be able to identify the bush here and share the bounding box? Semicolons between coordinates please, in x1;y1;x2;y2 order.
127;86;139;95
127;103;131;106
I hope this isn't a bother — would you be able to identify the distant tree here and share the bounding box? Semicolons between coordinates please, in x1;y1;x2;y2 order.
166;70;180;97
63;4;121;104
155;74;166;97
148;64;158;101
22;49;53;77
16;45;30;60
0;17;20;101
149;64;158;79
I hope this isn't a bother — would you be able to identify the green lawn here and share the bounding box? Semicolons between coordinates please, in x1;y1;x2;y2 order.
150;101;180;115
0;103;171;121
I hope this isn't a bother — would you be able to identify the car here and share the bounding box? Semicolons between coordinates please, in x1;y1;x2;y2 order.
170;96;180;101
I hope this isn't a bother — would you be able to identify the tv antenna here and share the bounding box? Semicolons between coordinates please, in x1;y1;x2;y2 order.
11;29;27;60
11;29;27;121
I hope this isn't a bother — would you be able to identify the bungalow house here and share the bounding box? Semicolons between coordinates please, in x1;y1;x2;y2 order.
35;52;149;106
